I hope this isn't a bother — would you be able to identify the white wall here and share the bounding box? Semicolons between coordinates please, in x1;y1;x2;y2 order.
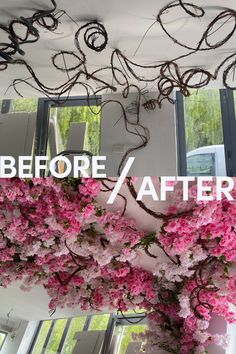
0;282;98;322
100;93;177;176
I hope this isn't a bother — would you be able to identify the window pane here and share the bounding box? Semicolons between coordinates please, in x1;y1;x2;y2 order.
12;98;38;112
45;319;67;354
62;317;87;354
32;321;52;354
184;89;226;176
89;314;110;331
49;105;100;157
113;324;147;354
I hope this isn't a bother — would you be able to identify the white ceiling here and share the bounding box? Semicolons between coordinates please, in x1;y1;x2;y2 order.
0;178;169;321
0;0;236;98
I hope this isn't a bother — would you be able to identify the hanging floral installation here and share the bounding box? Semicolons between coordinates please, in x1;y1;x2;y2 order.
0;178;236;353
1;0;236;173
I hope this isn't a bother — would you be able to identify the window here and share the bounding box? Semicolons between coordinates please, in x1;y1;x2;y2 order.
176;89;236;176
28;313;146;354
31;320;52;354
0;96;101;177
0;331;7;351
35;96;101;176
49;105;100;156
0;98;38;113
28;315;109;354
88;314;110;331
45;319;67;354
61;317;87;354
113;323;147;354
12;98;38;113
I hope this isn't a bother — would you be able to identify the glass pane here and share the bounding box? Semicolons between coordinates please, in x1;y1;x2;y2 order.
12;98;38;112
32;321;52;354
0;331;6;349
112;324;147;354
48;105;100;157
184;89;226;176
62;317;87;354
89;314;110;331
45;319;67;354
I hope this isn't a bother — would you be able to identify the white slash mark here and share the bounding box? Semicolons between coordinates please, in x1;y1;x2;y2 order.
107;157;135;204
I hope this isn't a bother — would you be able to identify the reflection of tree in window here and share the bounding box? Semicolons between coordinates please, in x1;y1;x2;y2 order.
88;314;110;331
32;321;52;354
117;324;147;354
184;90;223;152
13;98;38;112
6;98;100;156
62;317;87;354
56;106;100;155
46;319;67;353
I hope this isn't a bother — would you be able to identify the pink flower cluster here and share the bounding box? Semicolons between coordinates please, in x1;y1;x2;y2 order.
0;178;155;315
141;182;236;354
1;178;236;354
